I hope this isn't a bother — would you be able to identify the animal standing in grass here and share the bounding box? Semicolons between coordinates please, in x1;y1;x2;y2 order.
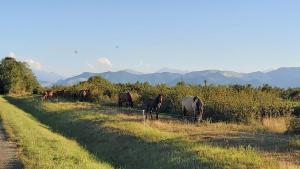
79;89;90;102
118;92;133;107
181;96;204;122
145;94;163;120
53;89;66;101
54;89;66;98
42;90;54;101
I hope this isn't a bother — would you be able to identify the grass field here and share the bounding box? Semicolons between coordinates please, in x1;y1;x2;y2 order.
1;96;300;169
0;96;113;169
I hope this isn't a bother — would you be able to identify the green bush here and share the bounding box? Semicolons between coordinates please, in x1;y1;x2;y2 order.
52;76;295;123
288;118;300;134
293;106;300;117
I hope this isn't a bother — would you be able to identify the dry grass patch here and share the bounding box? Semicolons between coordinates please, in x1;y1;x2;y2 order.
262;117;289;133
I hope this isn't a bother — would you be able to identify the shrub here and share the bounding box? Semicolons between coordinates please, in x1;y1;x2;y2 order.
288;118;300;134
52;76;296;123
293;106;300;117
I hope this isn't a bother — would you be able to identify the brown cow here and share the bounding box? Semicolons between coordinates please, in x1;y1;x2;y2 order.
118;92;133;108
42;90;54;101
145;94;163;120
79;89;90;102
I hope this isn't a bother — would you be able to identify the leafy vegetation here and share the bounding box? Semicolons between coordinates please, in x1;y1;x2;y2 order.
288;117;300;134
56;76;296;123
0;57;40;95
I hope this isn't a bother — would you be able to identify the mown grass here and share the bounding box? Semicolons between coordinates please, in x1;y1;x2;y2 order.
0;96;113;169
4;96;283;169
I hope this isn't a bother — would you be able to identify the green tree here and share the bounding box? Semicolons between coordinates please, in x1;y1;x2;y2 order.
0;57;39;95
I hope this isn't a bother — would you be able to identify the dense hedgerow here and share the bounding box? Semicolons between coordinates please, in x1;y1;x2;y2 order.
288;118;300;134
54;76;295;123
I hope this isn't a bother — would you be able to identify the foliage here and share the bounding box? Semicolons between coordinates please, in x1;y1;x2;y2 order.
288;117;300;134
54;76;295;123
0;57;39;95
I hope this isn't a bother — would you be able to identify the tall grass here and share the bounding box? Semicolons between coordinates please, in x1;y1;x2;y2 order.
0;96;113;169
262;117;289;133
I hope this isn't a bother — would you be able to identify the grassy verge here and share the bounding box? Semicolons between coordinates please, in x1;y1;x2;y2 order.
0;96;113;169
4;96;280;169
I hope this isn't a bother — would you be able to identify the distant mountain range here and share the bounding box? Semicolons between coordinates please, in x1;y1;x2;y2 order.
156;67;189;74
45;67;300;88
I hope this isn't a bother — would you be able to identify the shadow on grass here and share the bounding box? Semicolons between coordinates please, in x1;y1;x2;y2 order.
5;96;228;169
208;133;291;152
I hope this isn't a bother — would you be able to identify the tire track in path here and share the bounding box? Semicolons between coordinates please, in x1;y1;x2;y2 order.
0;122;22;169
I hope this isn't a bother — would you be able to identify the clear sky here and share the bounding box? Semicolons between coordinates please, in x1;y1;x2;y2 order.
1;0;300;76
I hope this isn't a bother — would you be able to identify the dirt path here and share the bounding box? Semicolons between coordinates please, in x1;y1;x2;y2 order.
0;123;22;169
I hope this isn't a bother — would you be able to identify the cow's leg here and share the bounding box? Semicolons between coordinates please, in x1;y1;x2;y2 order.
195;110;202;122
194;110;198;122
145;106;148;119
145;109;148;119
197;113;203;122
145;111;147;119
181;107;187;120
156;109;159;120
150;109;153;119
198;106;204;122
130;102;133;108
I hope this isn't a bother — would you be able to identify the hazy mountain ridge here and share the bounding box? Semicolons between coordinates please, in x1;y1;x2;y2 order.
156;67;189;74
52;67;300;88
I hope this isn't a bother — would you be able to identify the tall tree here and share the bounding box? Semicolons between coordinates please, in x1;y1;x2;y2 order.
0;57;39;95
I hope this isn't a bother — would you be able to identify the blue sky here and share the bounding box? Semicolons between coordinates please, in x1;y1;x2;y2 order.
1;0;300;76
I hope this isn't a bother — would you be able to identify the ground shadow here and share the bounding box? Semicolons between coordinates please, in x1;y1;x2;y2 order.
189;130;300;165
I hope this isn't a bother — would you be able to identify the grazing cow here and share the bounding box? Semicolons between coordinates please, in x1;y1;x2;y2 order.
42;90;54;101
181;96;204;122
118;92;133;107
145;94;163;120
61;90;72;99
73;91;78;101
79;89;90;102
54;89;66;99
53;89;70;101
55;90;65;97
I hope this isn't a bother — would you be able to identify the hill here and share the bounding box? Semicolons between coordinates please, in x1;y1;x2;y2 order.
54;67;300;88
